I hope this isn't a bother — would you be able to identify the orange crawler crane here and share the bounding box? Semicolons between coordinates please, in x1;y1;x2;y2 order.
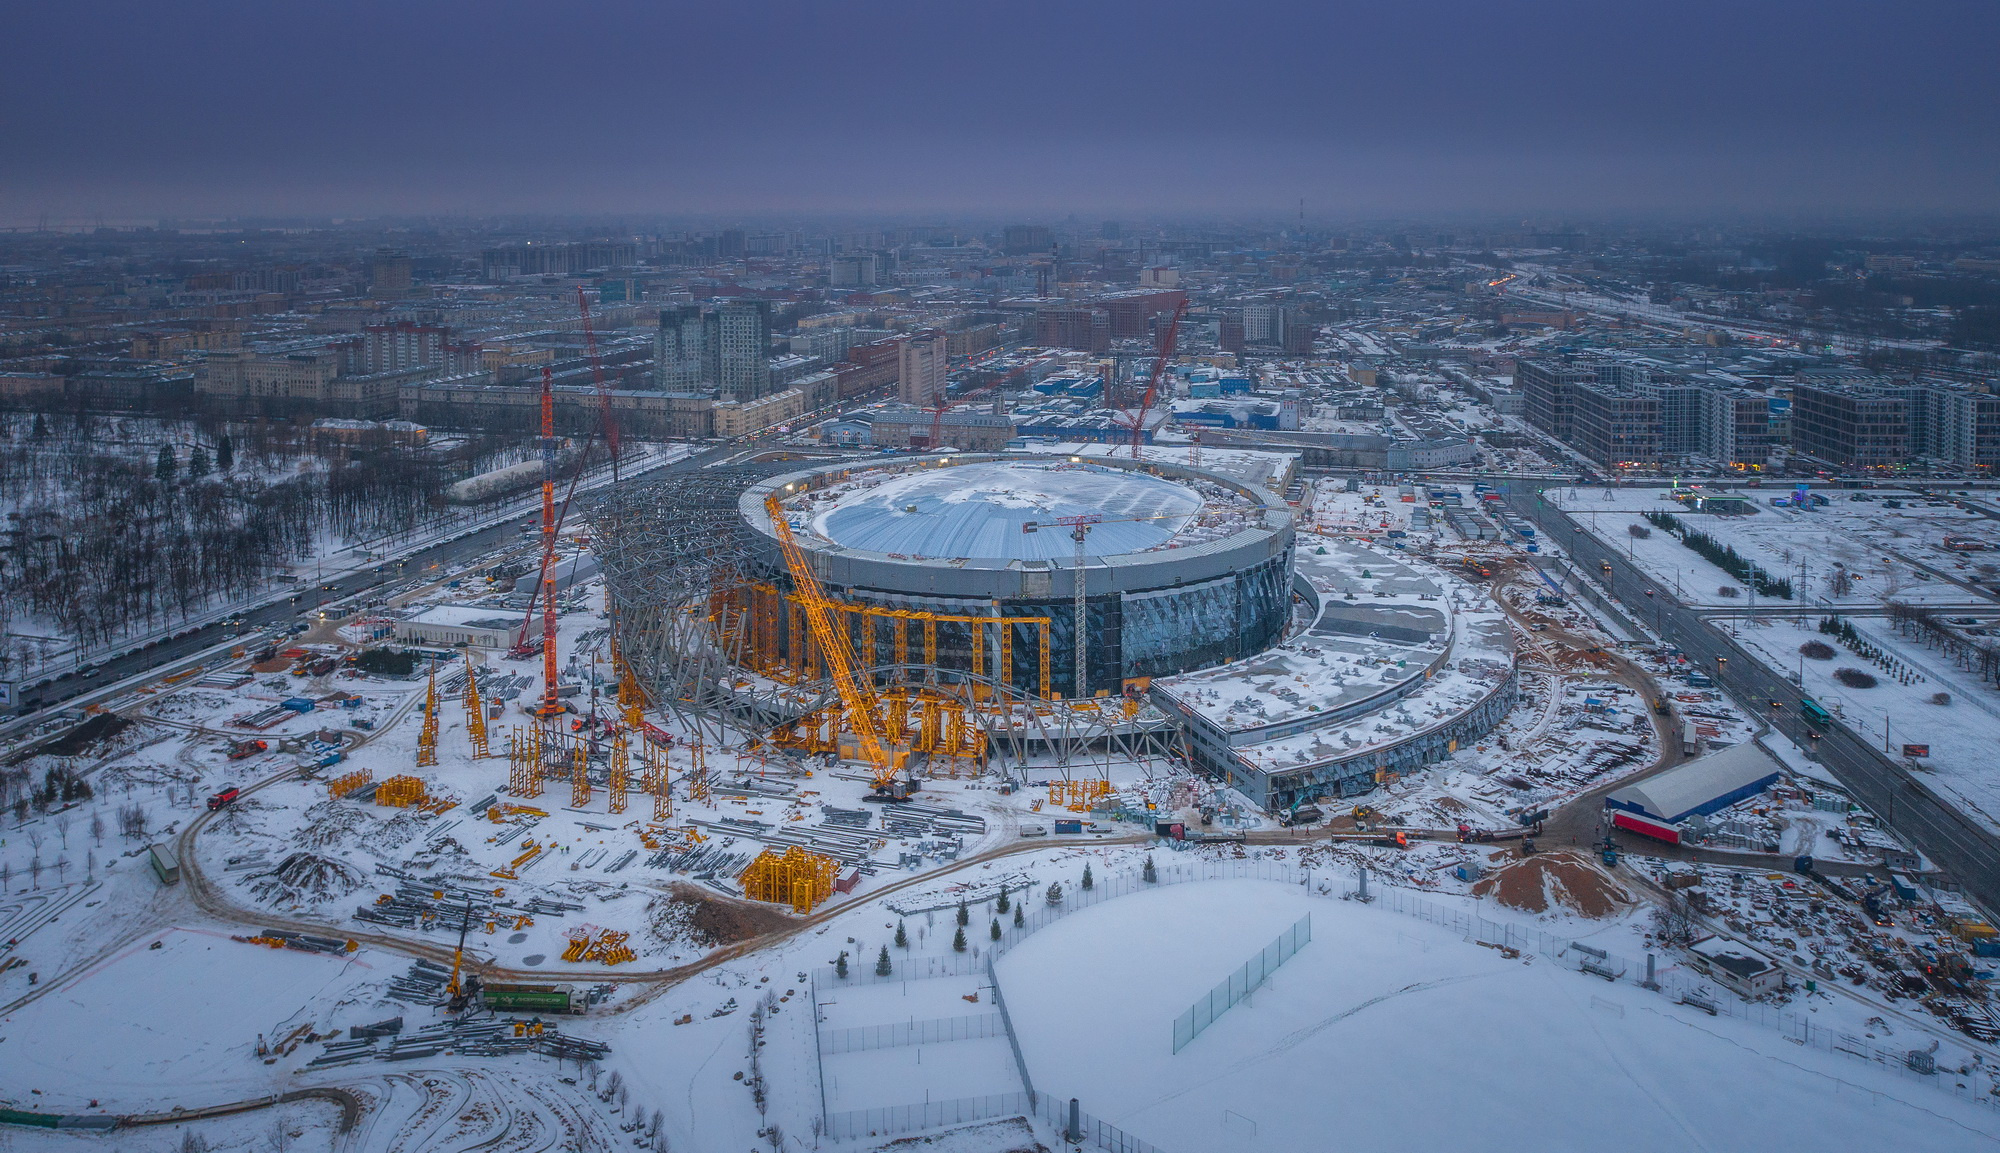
764;493;914;801
740;846;839;914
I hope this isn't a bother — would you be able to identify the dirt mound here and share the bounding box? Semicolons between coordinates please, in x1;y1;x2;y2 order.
17;713;133;762
250;852;365;905
1471;851;1631;919
664;882;794;946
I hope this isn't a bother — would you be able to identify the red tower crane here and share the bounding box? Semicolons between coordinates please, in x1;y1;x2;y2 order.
1125;299;1187;457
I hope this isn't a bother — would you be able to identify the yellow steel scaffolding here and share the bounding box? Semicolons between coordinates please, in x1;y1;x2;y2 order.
740;846;839;914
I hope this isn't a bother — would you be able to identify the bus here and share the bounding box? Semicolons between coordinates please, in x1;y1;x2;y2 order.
1800;698;1832;726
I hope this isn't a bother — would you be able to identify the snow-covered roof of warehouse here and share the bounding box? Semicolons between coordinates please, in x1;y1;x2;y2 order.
1604;742;1782;823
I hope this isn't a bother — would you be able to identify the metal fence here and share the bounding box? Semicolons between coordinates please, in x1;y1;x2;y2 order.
816;855;1996;1145
1172;914;1311;1052
819;1013;1005;1054
1032;1091;1170;1153
824;1092;1031;1141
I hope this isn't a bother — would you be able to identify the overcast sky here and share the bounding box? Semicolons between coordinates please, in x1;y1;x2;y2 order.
5;0;1996;223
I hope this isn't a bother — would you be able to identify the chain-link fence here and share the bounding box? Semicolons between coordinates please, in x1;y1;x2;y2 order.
1032;1091;1170;1153
1172;914;1311;1052
815;855;1995;1145
824;1092;1032;1141
819;1012;1005;1055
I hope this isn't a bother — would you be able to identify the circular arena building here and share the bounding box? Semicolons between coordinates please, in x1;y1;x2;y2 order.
741;455;1295;699
599;452;1513;806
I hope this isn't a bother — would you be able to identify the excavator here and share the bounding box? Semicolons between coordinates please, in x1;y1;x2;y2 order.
764;492;919;803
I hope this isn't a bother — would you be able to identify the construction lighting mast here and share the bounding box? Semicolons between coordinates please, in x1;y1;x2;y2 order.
764;492;911;799
1060;514;1099;699
1127;299;1188;458
1029;511;1186;700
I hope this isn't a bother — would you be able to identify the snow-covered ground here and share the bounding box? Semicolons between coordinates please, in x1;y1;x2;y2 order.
1552;486;1991;608
1724;616;2000;832
997;878;2000;1152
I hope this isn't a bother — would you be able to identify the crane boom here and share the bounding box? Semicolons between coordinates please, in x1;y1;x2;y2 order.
1127;299;1187;457
763;493;901;791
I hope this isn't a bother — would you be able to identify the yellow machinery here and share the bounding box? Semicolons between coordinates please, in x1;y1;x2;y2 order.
764;493;904;796
377;775;427;808
570;742;591;807
416;666;440;768
737;582;1052;700
463;656;489;758
506;727;544;798
608;735;628;814
686;739;710;805
562;925;636;965
327;768;373;800
740;846;839;914
641;743;671;820
1048;778;1113;812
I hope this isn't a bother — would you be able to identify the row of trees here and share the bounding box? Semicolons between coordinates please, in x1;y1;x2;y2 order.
1643;511;1793;598
0;412;532;670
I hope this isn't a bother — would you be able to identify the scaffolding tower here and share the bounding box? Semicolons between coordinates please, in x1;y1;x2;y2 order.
463;655;489;758
416;666;440;768
507;727;543;798
740;846;839;914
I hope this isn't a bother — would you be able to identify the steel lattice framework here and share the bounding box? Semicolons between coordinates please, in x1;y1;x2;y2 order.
596;464;1183;776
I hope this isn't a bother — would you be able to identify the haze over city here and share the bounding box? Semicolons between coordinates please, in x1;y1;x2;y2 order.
6;1;2000;222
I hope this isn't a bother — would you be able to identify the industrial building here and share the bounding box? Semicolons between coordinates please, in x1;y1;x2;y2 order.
1604;742;1783;843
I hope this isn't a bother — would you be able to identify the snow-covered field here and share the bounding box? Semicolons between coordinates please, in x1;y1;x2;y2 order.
1552;486;1992;608
998;878;2000;1152
1724;616;2000;832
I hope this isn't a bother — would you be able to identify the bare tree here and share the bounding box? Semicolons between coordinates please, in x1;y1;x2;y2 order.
1653;888;1698;945
28;856;41;890
55;810;70;849
90;810;104;846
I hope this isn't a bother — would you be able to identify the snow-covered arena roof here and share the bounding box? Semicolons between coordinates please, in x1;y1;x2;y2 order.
807;460;1205;562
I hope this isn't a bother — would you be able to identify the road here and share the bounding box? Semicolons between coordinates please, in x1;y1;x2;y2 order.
1507;484;2000;912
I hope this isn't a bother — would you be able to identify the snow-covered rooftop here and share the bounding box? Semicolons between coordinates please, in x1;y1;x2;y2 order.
798;460;1236;561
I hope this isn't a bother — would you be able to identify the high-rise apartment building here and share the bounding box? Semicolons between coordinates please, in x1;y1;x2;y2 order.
355;322;454;376
714;300;773;402
717;230;747;260
1036;307;1111;353
655;305;708;391
368;249;414;296
898;329;950;407
1002;224;1052;255
829;253;878;287
1241;303;1278;345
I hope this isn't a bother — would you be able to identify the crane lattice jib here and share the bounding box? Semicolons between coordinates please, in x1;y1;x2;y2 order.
1128;299;1188;457
763;494;894;784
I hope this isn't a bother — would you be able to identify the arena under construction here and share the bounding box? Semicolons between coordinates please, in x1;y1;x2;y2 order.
598;453;1516;806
